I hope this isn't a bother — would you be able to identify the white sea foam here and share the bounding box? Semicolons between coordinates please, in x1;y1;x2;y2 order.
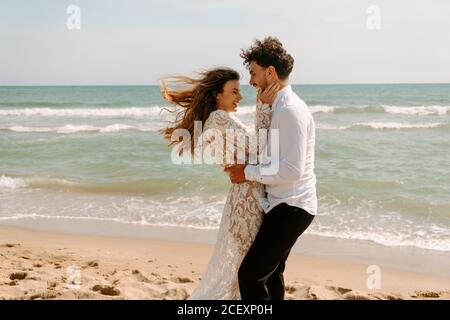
353;122;445;130
306;229;450;252
1;105;449;118
315;121;447;130
309;105;337;114
0;175;83;191
2;124;158;134
382;105;450;115
2;120;446;134
0;105;257;118
315;123;350;130
0;175;27;189
310;105;450;115
1;191;448;252
0;106;167;117
1;179;449;252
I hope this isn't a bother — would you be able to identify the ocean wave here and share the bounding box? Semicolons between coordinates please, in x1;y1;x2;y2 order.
1;124;158;134
0;105;259;117
309;105;338;114
0;174;228;196
0;195;225;230
0;106;168;117
1;104;449;118
1;180;449;251
0;199;448;252
383;105;450;115
2;121;445;134
315;123;350;130
316;122;447;130
306;229;450;252
0;101;127;108
310;105;450;115
352;122;447;130
0;175;77;190
0;175;27;189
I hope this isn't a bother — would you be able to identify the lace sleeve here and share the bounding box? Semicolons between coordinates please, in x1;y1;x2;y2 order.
204;110;248;168
204;108;271;167
211;110;248;132
252;101;272;160
255;101;272;130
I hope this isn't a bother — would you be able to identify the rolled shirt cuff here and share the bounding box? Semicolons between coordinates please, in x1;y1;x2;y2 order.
244;165;259;182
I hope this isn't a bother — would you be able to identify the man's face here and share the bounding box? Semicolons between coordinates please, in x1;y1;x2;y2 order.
248;61;269;91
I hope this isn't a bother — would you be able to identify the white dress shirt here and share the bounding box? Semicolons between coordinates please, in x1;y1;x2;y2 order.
244;85;318;215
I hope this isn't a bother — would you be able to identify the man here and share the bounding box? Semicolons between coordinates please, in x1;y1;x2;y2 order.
225;37;317;300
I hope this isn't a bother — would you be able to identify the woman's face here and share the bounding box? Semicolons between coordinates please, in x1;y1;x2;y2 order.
216;80;242;112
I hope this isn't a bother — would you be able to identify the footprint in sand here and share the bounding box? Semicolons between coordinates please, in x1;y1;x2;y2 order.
30;291;59;300
413;291;441;298
342;290;373;300
173;277;194;284
326;286;352;295
92;285;120;296
87;260;99;267
132;269;150;283
164;288;189;300
369;293;403;300
2;243;21;248
285;285;296;294
9;272;27;280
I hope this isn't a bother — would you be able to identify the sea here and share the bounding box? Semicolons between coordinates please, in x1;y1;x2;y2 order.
0;84;449;253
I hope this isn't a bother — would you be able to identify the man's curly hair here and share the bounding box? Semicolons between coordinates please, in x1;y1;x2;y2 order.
240;37;294;80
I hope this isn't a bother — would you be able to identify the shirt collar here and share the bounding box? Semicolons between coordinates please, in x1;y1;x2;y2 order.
272;85;292;110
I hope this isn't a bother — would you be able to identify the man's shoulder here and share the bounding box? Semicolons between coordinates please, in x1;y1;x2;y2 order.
278;90;307;108
279;97;312;118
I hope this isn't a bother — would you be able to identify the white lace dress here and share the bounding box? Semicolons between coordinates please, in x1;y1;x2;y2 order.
188;102;272;300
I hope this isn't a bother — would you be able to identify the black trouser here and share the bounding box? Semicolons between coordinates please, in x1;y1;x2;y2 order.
238;202;314;300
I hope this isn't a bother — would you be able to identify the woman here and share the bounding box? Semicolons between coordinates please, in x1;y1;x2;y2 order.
161;68;275;299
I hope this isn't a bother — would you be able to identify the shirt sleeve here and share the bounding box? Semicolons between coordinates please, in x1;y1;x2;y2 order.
244;106;308;184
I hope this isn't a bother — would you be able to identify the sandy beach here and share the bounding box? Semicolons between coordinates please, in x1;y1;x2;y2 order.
0;225;448;300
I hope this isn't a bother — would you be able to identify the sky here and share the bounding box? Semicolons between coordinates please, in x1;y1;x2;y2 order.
1;0;449;85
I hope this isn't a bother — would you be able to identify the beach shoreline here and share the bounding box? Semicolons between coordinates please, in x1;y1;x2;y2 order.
1;224;448;300
1;217;449;278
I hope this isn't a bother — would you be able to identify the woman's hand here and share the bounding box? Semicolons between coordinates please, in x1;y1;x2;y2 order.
258;82;281;106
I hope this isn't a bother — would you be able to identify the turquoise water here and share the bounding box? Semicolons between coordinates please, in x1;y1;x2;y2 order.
0;84;449;251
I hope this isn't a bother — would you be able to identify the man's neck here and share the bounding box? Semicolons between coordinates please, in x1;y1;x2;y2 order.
274;79;289;90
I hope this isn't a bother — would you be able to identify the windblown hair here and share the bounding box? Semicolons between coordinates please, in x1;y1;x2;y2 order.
160;68;240;154
240;36;294;80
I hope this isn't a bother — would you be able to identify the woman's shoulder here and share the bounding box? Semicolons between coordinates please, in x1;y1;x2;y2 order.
206;109;247;131
208;109;233;124
210;109;229;117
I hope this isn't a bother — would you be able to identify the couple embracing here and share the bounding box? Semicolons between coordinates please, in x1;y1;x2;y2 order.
161;37;317;300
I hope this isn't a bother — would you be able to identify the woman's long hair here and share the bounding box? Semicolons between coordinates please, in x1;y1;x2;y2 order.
160;68;240;154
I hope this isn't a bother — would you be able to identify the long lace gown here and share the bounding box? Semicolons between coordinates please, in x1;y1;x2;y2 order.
188;102;272;300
